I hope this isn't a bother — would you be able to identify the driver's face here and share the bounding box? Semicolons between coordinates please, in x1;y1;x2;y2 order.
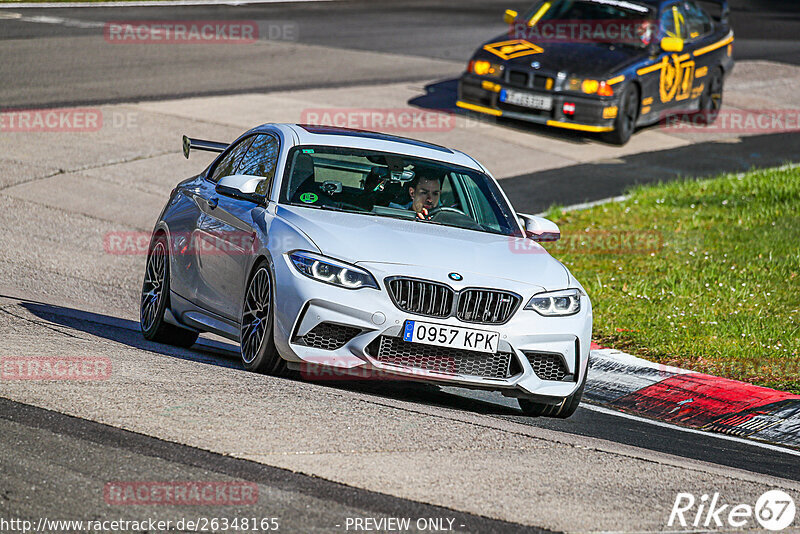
409;178;441;214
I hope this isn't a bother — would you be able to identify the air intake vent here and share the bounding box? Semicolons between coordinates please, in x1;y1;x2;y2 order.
367;336;521;379
293;322;361;350
524;352;571;381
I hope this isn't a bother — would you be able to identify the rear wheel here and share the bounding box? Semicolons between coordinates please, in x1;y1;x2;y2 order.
518;372;587;419
140;235;199;348
604;84;640;146
697;67;724;125
240;262;287;375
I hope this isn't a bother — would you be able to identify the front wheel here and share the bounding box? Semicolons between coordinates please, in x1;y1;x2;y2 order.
240;262;286;375
603;84;640;146
518;372;587;419
140;235;199;348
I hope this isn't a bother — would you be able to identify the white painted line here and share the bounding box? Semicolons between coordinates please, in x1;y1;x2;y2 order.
581;403;800;457
0;0;332;8
535;194;630;216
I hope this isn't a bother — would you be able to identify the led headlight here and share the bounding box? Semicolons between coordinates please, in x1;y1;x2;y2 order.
289;251;378;290
525;289;582;316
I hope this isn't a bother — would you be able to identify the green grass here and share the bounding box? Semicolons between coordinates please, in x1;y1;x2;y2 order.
544;165;800;394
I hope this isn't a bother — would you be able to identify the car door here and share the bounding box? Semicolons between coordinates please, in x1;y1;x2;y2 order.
679;0;719;106
193;133;280;321
651;2;694;115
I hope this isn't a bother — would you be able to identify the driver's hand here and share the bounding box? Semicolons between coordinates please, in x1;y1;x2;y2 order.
417;207;430;220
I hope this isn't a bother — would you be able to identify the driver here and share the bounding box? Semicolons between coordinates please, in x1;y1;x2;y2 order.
390;173;442;218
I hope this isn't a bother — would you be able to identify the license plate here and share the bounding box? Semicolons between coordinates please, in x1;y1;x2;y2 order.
402;320;500;354
499;89;553;110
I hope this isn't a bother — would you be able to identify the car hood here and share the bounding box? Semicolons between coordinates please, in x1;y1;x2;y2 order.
484;36;641;77
278;205;569;291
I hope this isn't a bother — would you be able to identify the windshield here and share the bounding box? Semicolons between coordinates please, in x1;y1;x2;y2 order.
522;0;656;48
279;146;521;237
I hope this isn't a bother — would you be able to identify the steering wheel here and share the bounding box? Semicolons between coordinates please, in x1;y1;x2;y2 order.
425;206;468;219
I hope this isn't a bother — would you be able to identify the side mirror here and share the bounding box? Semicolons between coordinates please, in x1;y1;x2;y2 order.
503;9;518;24
215;174;267;204
518;213;561;242
660;37;684;53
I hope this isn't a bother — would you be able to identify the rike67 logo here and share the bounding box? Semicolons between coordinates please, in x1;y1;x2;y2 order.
669;490;796;531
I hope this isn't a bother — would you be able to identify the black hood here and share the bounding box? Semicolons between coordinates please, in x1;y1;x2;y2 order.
482;35;643;77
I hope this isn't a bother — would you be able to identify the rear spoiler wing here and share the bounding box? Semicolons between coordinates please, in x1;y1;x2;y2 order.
696;0;730;24
182;135;228;159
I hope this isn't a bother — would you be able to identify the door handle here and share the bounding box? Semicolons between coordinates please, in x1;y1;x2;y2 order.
208;197;219;209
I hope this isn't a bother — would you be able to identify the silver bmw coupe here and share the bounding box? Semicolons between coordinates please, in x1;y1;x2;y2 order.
140;123;592;418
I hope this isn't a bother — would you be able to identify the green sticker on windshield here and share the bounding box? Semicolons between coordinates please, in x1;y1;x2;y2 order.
299;192;318;204
302;149;315;154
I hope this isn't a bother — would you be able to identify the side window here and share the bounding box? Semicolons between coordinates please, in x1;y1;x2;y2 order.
682;1;712;39
237;134;281;197
208;137;255;183
659;4;688;40
439;174;457;209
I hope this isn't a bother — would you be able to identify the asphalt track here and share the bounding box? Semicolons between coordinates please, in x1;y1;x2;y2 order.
1;0;799;109
1;0;800;531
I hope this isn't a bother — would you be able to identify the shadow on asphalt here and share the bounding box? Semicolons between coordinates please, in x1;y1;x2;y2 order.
19;300;242;370
502;132;800;213
17;300;522;417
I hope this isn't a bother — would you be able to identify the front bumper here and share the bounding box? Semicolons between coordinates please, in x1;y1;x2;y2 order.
272;256;592;401
458;73;619;133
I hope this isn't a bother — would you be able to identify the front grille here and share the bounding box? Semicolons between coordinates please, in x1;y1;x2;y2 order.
524;352;570;381
367;336;521;379
387;278;454;318
456;289;521;324
508;70;529;87
387;278;521;325
532;75;553;91
293;322;361;350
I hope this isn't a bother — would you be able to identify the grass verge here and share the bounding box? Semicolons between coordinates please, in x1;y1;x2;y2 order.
545;165;800;394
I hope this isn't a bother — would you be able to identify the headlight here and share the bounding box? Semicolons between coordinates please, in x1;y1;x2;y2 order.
525;289;582;316
566;78;614;96
468;59;503;77
289;251;378;290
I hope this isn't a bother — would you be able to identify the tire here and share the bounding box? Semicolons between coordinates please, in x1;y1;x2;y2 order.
604;84;640;146
696;67;724;125
239;261;287;375
518;371;587;419
140;235;199;348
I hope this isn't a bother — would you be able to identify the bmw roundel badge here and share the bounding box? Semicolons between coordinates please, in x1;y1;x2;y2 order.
448;272;463;281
